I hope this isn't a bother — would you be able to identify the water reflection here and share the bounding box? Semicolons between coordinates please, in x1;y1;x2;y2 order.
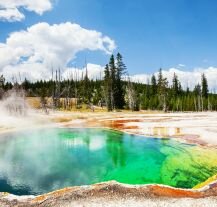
106;131;126;167
143;127;182;137
62;129;106;151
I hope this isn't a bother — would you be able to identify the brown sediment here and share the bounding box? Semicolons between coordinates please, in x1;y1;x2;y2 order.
60;117;211;147
99;118;172;125
177;134;208;146
99;119;142;130
55;113;217;150
100;120;211;147
148;185;203;198
1;181;217;207
51;117;73;123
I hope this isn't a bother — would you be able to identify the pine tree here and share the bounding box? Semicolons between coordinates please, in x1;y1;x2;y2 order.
115;53;126;109
82;65;91;104
201;73;209;98
172;73;179;97
157;68;168;111
109;55;116;110
194;84;201;96
151;74;157;96
186;86;190;95
104;64;112;111
103;53;128;111
193;84;202;111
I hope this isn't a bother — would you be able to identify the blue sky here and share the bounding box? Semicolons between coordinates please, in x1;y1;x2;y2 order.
1;0;217;74
0;0;217;89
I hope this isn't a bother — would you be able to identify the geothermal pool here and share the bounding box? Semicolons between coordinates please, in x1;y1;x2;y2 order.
0;128;217;195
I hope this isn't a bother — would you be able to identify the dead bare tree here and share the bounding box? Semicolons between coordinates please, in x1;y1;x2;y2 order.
126;77;139;111
0;75;5;100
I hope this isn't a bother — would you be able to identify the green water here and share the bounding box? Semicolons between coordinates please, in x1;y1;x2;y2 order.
0;128;217;195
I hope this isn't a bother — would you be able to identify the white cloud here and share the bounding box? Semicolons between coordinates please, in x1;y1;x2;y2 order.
0;0;53;22
178;64;185;67
130;67;217;91
2;62;104;82
2;63;50;82
62;64;104;81
0;22;116;81
1;21;216;91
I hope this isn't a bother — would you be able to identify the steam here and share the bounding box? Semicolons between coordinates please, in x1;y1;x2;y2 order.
0;88;50;130
0;91;107;195
1;88;27;116
0;128;107;195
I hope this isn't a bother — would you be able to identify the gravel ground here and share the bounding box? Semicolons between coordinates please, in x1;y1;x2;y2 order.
1;181;217;207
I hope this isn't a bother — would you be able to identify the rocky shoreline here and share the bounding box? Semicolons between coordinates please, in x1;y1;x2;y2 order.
1;181;217;207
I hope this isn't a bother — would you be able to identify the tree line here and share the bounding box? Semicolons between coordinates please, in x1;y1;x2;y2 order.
0;53;217;112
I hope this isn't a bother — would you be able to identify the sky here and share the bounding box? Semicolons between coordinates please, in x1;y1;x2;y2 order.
0;0;217;90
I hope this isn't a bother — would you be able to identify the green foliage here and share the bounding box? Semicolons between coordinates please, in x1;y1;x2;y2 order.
202;73;209;98
1;60;217;112
172;73;180;97
151;74;157;96
115;53;126;109
157;68;169;111
104;64;112;111
104;53;126;111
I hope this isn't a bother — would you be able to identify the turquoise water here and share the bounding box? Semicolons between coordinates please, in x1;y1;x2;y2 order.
0;128;217;195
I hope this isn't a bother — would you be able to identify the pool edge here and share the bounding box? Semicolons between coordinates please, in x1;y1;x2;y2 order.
1;179;217;206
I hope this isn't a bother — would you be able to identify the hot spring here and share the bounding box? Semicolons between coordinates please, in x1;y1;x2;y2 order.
0;128;217;196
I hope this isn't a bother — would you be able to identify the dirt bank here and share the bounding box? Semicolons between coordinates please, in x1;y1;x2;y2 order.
1;181;217;207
